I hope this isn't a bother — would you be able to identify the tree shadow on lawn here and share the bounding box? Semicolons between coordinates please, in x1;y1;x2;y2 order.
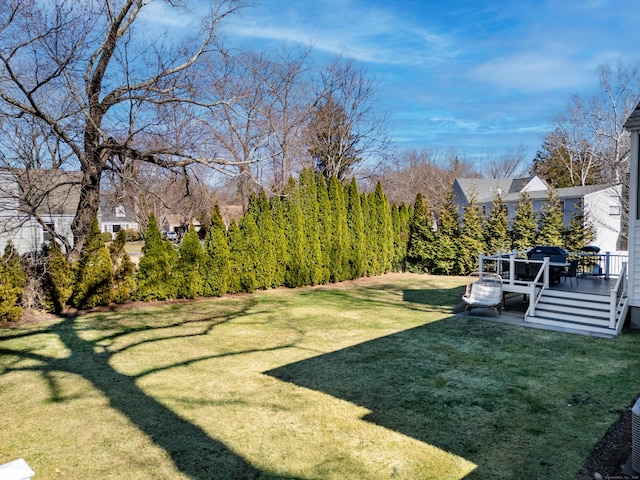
265;314;639;479
0;305;304;480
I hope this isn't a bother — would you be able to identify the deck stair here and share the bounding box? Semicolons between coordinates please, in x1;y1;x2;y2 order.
526;288;618;336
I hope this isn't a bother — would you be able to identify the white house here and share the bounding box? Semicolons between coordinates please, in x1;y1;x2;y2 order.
623;104;640;329
0;169;140;255
452;176;624;253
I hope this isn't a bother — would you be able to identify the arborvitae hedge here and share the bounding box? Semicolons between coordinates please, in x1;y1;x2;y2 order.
203;205;231;297
71;217;114;309
345;178;365;279
406;193;435;273
484;193;510;255
459;194;485;274
135;214;177;301
176;225;205;299
110;229;135;304
42;241;73;313
0;243;25;322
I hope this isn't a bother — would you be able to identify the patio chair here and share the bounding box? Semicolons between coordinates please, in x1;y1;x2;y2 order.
462;272;503;315
560;259;579;286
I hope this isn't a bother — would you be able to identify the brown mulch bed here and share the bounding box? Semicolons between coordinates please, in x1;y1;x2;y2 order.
576;401;636;479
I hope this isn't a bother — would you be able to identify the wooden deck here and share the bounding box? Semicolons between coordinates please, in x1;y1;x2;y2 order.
548;276;618;296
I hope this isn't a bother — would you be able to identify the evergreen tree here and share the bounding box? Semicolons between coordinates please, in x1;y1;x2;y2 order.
110;229;135;304
458;194;485;274
372;182;394;274
71;216;114;309
406;193;435;273
226;219;242;294
327;175;348;282
392;203;411;271
564;206;595;252
360;192;378;275
537;187;564;246
484;194;511;255
433;188;461;275
42;241;73;313
203;204;231;297
316;174;333;284
283;176;307;288
511;192;537;252
345;178;365;279
0;242;25;322
252;191;277;289
299;168;323;285
269;195;289;288
176;225;205;298
237;210;260;293
135;214;178;300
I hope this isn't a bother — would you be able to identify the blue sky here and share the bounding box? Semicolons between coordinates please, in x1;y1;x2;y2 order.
212;0;640;163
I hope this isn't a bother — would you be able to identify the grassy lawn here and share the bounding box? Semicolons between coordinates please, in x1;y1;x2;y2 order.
1;273;639;479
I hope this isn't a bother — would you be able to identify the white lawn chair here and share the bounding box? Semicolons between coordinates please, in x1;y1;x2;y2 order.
462;272;503;315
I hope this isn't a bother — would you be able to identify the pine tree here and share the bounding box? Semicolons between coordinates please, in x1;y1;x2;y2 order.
537;187;564;246
433;188;461;275
0;243;25;322
458;194;485;274
176;224;205;298
203;204;231;297
135;214;178;300
406;193;435;273
71;216;114;309
511;192;538;252
484;193;511;255
564;206;595;253
42;241;73;313
372;182;394;274
345;178;365;279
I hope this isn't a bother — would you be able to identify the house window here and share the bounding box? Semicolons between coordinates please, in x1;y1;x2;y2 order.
112;224;121;233
559;200;565;213
115;205;126;218
43;223;55;242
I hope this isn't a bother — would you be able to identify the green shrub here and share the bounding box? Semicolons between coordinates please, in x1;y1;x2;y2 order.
175;225;204;299
42;242;73;313
110;230;135;304
100;232;113;243
123;229;142;242
0;243;25;322
71;217;114;309
135;214;177;301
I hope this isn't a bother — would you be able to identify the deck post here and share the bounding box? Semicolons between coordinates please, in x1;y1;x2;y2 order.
479;255;484;274
610;289;617;329
543;257;550;288
605;252;611;279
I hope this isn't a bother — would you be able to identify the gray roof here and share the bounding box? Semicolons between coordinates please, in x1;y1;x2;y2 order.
624;103;640;131
455;176;615;204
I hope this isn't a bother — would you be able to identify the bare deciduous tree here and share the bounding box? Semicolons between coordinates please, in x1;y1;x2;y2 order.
0;0;244;257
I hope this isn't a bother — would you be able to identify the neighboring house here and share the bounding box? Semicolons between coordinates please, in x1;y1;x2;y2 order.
0;169;141;254
623;105;640;329
0;169;79;255
98;196;140;239
452;176;624;253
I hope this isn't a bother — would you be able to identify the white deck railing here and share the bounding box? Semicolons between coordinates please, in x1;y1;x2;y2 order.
610;262;629;332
